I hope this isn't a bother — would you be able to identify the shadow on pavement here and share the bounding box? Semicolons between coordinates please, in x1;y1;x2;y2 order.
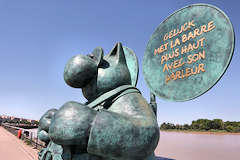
156;156;176;160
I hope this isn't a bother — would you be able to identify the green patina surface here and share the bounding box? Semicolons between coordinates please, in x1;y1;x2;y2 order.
38;43;159;160
143;4;235;102
123;46;139;87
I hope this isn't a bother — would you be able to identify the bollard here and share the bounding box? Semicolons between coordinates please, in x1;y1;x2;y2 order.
17;129;22;139
35;135;38;149
30;132;33;145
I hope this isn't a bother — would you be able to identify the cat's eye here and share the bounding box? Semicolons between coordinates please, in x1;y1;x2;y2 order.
88;54;95;59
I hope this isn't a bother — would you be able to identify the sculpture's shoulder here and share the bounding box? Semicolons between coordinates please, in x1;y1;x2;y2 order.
108;87;155;118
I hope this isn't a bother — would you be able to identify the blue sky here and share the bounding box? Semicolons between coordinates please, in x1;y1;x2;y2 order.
0;0;239;125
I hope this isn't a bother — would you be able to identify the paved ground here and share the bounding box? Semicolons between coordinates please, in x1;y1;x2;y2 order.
0;126;38;160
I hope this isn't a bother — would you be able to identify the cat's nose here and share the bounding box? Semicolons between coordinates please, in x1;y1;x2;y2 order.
64;54;98;88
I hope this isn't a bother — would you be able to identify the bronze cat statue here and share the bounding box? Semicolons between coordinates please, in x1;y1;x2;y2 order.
38;42;159;160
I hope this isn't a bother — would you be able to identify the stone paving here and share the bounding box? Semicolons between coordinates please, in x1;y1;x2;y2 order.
0;126;38;160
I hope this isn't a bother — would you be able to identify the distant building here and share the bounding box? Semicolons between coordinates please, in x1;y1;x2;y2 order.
0;115;10;120
31;120;39;124
0;115;38;124
12;117;20;123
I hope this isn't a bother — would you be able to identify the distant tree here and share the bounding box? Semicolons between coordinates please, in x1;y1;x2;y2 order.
225;125;234;132
161;119;240;133
234;127;240;132
211;119;224;130
183;124;190;130
191;119;211;130
32;121;39;125
160;123;175;130
168;123;175;129
160;123;168;130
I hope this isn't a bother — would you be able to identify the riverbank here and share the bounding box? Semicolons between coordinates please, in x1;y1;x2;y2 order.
160;129;240;135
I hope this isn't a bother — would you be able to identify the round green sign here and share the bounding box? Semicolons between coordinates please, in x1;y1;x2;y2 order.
143;4;235;102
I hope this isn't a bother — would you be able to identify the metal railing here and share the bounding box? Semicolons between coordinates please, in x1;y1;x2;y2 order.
2;123;45;150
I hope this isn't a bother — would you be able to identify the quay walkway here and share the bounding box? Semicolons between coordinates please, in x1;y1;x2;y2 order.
0;126;38;160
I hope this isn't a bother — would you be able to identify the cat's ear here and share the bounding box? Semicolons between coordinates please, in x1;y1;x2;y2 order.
107;42;127;65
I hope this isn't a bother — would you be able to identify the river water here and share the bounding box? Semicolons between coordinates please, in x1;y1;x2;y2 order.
28;129;240;160
155;131;240;160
